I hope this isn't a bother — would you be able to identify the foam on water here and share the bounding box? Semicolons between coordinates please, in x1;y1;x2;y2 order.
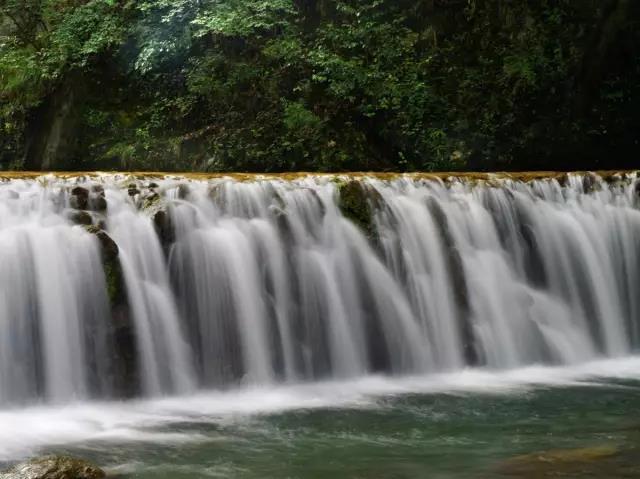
0;356;638;461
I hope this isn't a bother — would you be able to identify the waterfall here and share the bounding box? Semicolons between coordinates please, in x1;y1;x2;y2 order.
0;172;638;405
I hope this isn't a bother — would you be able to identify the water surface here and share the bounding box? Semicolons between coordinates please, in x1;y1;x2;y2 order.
2;358;638;478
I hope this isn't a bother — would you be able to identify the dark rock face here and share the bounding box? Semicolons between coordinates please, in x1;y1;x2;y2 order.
427;197;479;366
84;226;119;262
337;180;382;240
70;186;108;212
127;183;140;197
582;172;598;193
68;210;93;226
152;209;174;246
83;226;138;398
0;455;106;479
90;196;108;212
70;187;89;210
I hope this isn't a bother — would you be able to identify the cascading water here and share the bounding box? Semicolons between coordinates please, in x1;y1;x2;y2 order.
0;172;638;406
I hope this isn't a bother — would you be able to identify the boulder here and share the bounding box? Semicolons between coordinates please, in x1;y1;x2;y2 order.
127;184;140;197
68;210;93;226
337;180;382;240
90;184;105;197
0;455;106;479
69;186;89;210
90;196;108;212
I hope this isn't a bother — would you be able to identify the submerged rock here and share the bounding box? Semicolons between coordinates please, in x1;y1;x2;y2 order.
497;445;630;477
0;455;106;479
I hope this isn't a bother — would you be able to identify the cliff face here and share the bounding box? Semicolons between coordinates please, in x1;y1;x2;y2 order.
1;1;639;172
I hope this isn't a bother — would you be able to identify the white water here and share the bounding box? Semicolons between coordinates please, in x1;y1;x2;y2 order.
0;173;638;405
0;356;639;462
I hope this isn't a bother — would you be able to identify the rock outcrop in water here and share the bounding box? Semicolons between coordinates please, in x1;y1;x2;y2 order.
337;180;381;240
83;224;136;398
0;456;106;479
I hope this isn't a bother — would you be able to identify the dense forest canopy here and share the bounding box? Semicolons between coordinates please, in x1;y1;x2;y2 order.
0;0;638;172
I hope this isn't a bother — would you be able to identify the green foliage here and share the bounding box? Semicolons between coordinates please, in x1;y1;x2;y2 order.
1;0;638;171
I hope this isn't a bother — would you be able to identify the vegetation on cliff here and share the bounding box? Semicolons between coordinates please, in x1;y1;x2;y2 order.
1;1;638;172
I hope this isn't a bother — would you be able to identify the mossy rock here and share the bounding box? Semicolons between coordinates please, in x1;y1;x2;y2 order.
68;210;93;226
90;196;108;212
0;455;106;479
582;172;599;193
69;186;89;210
83;226;124;305
142;192;161;211
140;192;174;247
337;180;382;240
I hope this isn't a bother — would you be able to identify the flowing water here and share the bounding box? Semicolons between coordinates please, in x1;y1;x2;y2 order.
0;172;638;477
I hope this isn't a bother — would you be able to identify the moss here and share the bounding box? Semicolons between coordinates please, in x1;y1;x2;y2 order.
337;180;382;240
142;192;161;210
83;226;124;305
103;257;125;305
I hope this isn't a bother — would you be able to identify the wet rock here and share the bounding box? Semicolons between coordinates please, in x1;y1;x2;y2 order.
557;173;570;187
634;181;640;198
152;208;174;246
91;184;105;197
177;183;190;199
82;226;136;397
603;172;622;184
128;187;140;197
70;186;89;210
142;192;160;210
84;226;119;262
337;180;382;240
427;197;479;366
0;455;106;479
90;195;108;212
84;225;122;302
582;172;598;193
209;183;226;208
148;182;159;189
68;210;93;226
141;192;174;247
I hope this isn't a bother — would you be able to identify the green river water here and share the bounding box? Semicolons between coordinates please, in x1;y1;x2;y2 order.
5;358;635;479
